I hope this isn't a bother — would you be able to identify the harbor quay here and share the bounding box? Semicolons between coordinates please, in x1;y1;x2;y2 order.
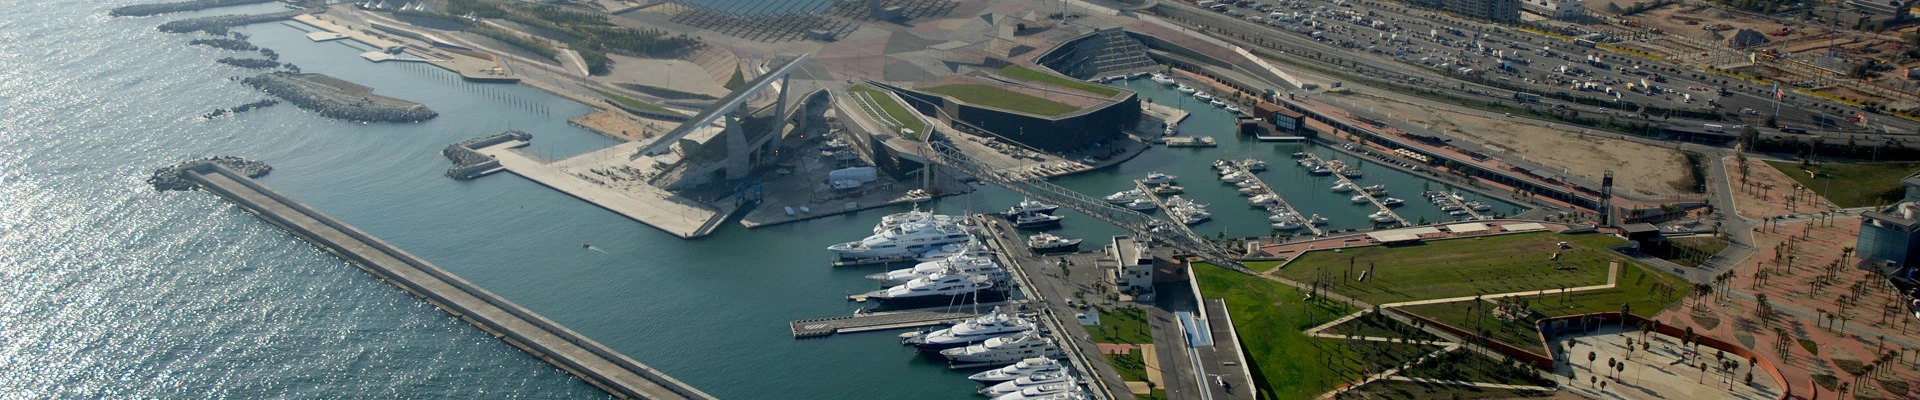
176;162;713;400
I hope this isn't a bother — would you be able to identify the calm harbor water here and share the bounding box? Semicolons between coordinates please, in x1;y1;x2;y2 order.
0;2;1522;399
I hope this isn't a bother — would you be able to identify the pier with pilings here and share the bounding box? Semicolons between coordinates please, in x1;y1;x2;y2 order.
172;161;714;400
1223;161;1324;236
1301;153;1407;226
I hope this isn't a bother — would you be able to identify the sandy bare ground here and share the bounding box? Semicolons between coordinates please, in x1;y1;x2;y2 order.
570;110;669;142
1334;92;1693;199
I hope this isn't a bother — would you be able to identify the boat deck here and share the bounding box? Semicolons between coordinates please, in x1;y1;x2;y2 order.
790;310;983;338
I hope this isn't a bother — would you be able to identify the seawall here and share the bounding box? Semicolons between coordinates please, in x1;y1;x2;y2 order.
176;161;714;400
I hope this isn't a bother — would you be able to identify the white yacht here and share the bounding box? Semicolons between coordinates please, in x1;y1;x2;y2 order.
916;241;990;262
1360;184;1388;195
1467;201;1493;212
1142;172;1177;185
1151;184;1184;195
1027;233;1083;253
1380;197;1405;207
1331;181;1356;192
874;209;963;234
1224;105;1242;114
1125;199;1158;212
1150;73;1175;85
1208;99;1227;108
862;272;1002;308
967;357;1064;383
1350;195;1370;204
940;330;1062;364
1308;214;1329;225
1271;216;1304;230
1220;172;1250;183
1105;189;1147;204
868;252;1004;286
1174;207;1212;225
1241;158;1268;172
1338;167;1363;179
998;391;1089;400
906;307;1033;350
1248;194;1279;206
1369;211;1397;223
831;220;974;259
1011;212;1064;230
1193;91;1213;101
904;189;933;203
1008;199;1060;215
981;372;1074;396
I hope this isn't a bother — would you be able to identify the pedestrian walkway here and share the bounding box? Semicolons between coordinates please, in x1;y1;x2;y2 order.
1383;376;1556;391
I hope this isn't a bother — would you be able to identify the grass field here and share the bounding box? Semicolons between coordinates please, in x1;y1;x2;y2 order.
848;86;925;136
1271;232;1629;305
588;88;674;114
1398;258;1689;351
1195;265;1442;399
1089;307;1153;344
920;84;1080;116
1108;352;1150;382
1321;312;1438;342
1765;160;1918;208
999;66;1121;97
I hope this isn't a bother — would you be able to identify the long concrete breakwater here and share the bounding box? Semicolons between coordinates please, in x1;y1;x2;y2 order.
176;161;713;400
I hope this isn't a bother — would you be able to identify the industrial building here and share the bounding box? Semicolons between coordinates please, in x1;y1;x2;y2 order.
1856;171;1920;268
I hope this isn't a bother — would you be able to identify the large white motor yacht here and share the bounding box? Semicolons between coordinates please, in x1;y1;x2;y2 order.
967;357;1065;383
939;330;1061;364
829;220;973;259
981;372;1075;396
862;272;1001;308
873;209;962;234
868;252;1004;286
906;307;1033;350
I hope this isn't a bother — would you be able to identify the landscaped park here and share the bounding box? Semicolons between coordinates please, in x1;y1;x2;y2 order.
1196;231;1693;399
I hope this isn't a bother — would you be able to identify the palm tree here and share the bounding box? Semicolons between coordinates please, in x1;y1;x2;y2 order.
1698;362;1710;383
1588;351;1597;370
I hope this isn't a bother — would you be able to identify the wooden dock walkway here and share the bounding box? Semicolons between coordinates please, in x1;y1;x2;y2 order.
181;162;713;400
1226;161;1324;236
790;310;981;338
1303;153;1407;226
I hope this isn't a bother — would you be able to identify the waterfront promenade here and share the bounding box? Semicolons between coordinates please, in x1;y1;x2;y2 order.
474;140;727;239
180;162;713;400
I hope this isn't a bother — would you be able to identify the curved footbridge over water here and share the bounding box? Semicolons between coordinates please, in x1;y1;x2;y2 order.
178;162;714;400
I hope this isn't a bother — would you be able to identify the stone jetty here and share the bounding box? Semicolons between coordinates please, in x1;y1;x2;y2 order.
157;10;302;34
217;57;281;69
203;99;279;119
442;131;530;179
110;0;278;17
188;37;256;51
148;156;268;191
242;73;436;123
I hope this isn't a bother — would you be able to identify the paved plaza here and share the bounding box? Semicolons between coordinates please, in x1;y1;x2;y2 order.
1553;326;1783;400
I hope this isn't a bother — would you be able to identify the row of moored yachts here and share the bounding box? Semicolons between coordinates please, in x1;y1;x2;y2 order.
828;210;1090;399
899;307;1089;399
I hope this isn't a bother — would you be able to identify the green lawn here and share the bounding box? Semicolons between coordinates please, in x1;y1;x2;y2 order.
1272;232;1627;305
999;65;1121;97
848;86;925;136
1089;307;1154;344
920;84;1080;116
588;88;674;114
1320;312;1438;343
1108;352;1150;382
1399;258;1689;351
1765;160;1918;208
1194;264;1440;400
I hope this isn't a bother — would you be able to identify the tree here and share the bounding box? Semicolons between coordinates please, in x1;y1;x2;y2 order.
1699;362;1710;383
1589;351;1597;370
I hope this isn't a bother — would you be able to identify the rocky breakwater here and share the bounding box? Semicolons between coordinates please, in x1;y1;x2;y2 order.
442;131;530;179
110;0;279;17
242;73;436;123
157;10;302;34
149;156;270;191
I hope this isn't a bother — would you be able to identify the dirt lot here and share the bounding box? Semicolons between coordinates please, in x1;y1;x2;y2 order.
1336;92;1693;199
569;109;669;141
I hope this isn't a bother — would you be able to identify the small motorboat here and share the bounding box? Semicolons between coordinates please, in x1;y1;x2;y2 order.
1220;172;1250;183
904;189;933;203
1369;211;1397;223
1028;233;1083;253
1010;212;1064;230
1142;172;1177;185
1151;73;1175;85
1194;91;1214;101
1152;184;1184;195
1351;195;1370;204
1125;199;1159;212
1308;214;1329;225
1331;182;1355;192
1105;189;1146;204
1175;84;1196;93
1241;159;1268;172
1248;194;1279;206
1380;197;1405;207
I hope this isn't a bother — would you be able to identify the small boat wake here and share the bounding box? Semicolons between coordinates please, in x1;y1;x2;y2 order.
582;243;608;254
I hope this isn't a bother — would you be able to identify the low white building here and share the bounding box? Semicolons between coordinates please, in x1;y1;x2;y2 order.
1522;0;1583;19
1106;236;1154;298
